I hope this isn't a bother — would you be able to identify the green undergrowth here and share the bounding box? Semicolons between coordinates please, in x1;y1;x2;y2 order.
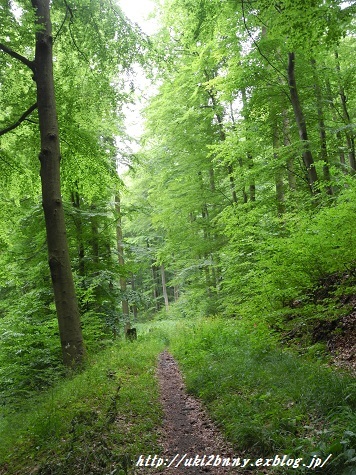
1;317;355;475
169;317;356;475
0;329;167;475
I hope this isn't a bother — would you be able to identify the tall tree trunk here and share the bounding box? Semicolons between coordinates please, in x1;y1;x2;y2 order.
115;194;130;322
71;190;85;277
147;240;160;311
239;158;248;203
32;0;84;366
131;273;138;319
282;111;297;191
325;78;347;172
311;59;333;195
335;51;356;173
208;91;238;204
151;265;160;310
241;88;256;201
248;152;256;202
228;164;238;204
288;52;319;192
160;264;169;311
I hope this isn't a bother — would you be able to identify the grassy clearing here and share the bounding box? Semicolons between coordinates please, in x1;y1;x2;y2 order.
0;328;168;475
169;317;356;474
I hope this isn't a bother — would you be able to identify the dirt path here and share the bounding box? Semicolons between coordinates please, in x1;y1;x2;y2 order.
144;350;241;474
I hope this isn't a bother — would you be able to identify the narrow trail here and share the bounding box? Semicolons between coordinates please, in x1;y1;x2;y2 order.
143;350;241;474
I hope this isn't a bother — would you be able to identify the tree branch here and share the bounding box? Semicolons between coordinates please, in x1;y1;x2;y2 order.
0;103;38;136
53;4;69;43
63;0;90;63
241;0;287;81
0;43;35;71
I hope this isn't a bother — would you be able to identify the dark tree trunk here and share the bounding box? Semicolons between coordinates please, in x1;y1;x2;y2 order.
288;52;319;192
31;0;84;366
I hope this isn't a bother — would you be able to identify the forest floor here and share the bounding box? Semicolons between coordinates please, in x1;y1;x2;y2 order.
135;350;259;475
0;318;355;475
327;295;356;374
276;270;356;376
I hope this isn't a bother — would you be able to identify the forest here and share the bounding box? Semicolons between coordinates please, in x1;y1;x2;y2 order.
0;0;355;474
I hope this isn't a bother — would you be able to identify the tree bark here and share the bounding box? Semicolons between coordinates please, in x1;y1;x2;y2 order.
238;158;248;203
287;52;319;192
115;194;130;321
31;0;84;366
147;240;160;311
160;264;169;311
131;273;138;319
248;153;256;202
71;190;85;277
151;264;160;310
335;51;356;173
241;89;256;201
325;78;347;172
311;59;333;195
282;111;297;191
208;91;238;204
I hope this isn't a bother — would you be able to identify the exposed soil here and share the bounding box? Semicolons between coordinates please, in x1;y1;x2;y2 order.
312;272;356;374
327;299;356;375
140;350;243;474
284;271;356;375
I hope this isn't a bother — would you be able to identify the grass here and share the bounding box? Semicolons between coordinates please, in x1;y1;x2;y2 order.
169;317;356;474
0;328;168;475
1;317;355;474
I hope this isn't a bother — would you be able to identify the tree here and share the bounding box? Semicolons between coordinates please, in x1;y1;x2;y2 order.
0;0;148;366
124;0;356;320
287;52;319;192
32;0;85;366
116;193;130;325
1;0;84;366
